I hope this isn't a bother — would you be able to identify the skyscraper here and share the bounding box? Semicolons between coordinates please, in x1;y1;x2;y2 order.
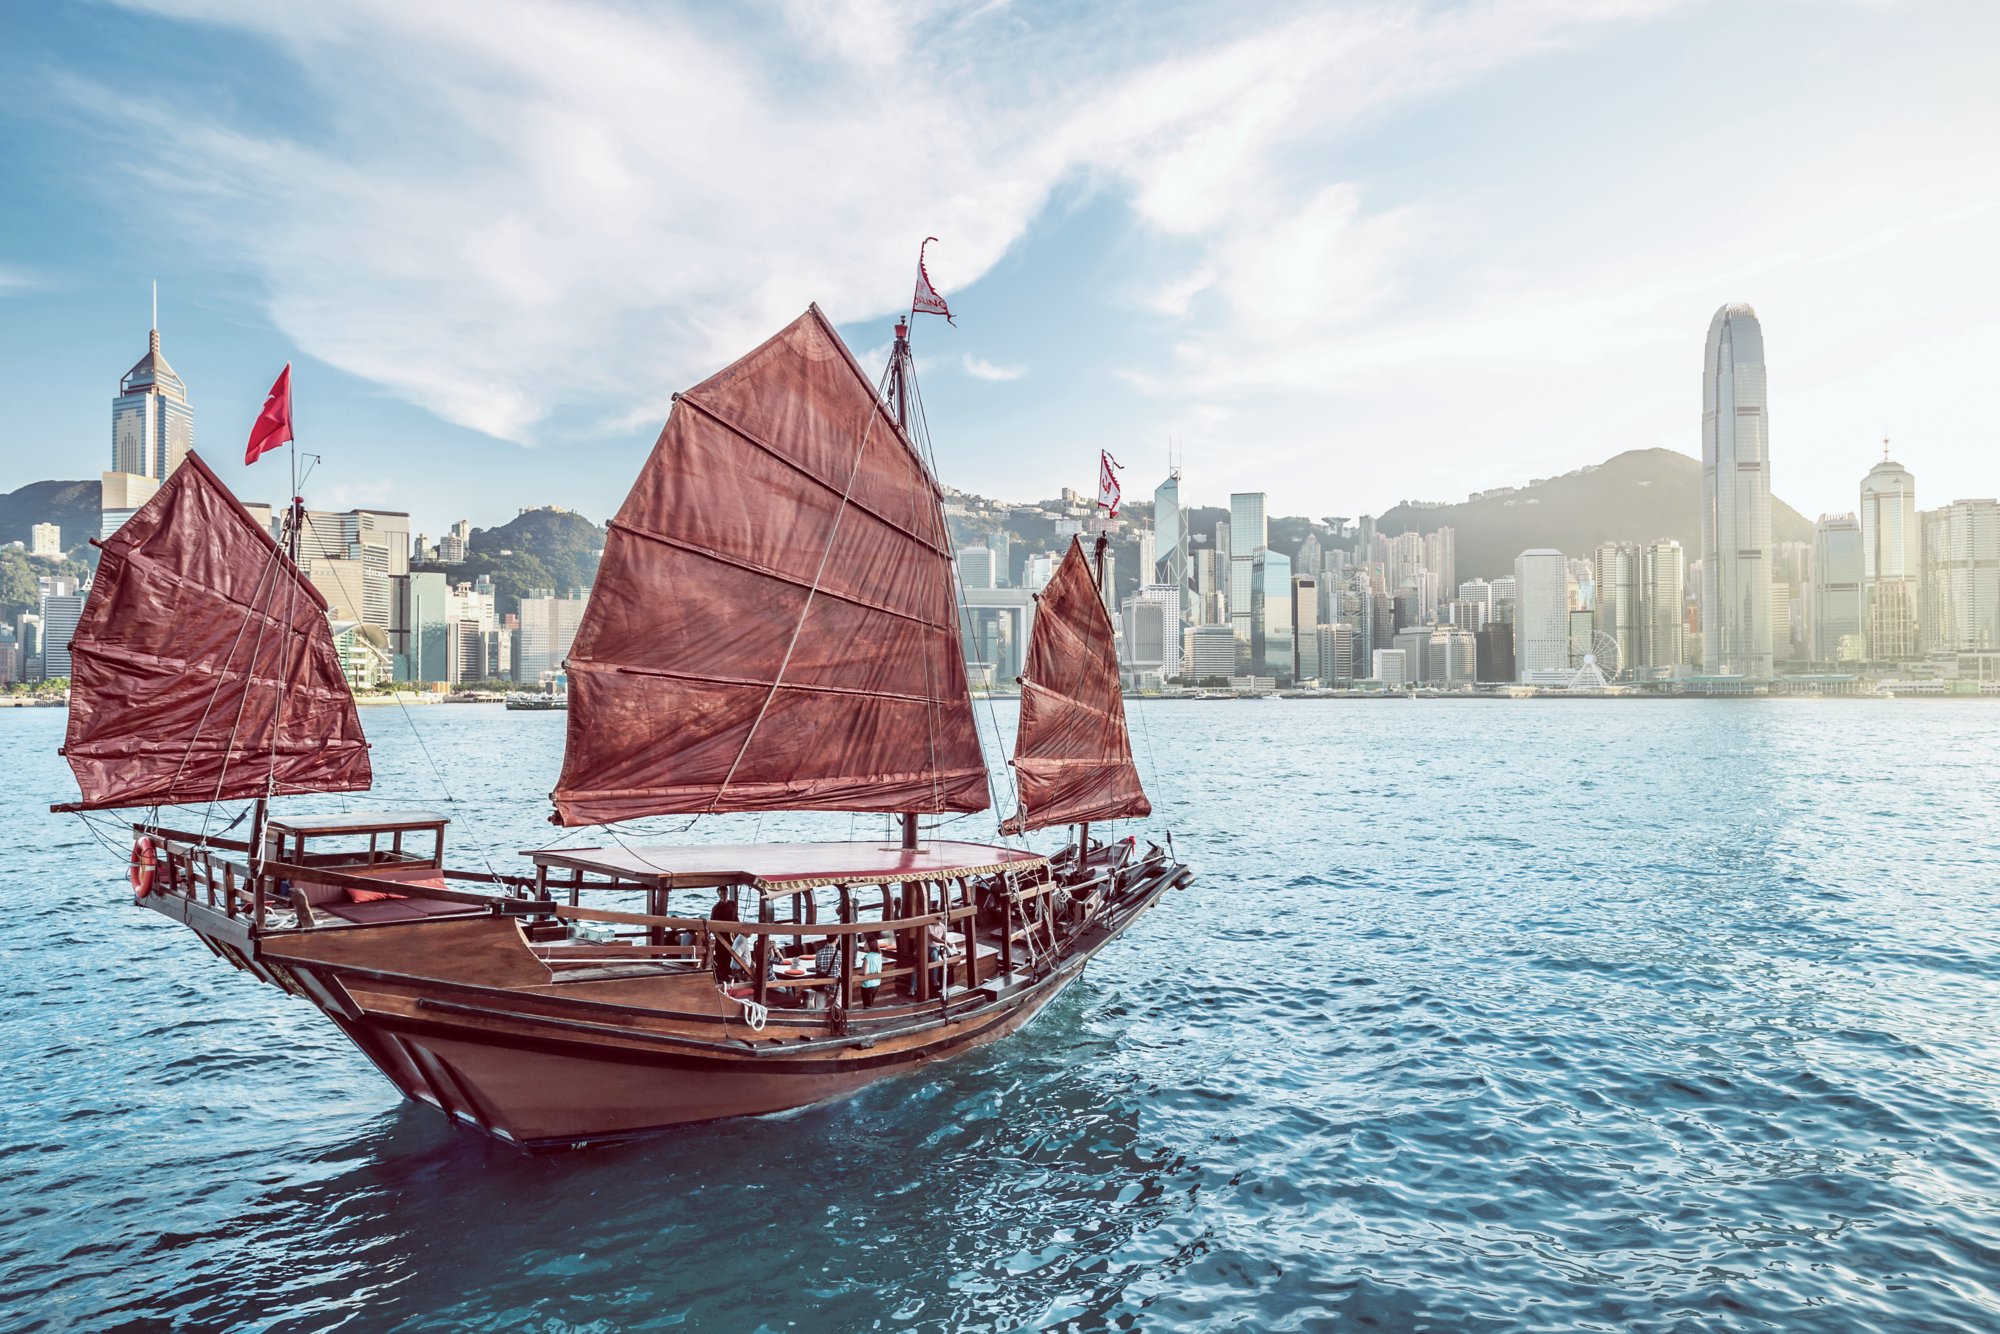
1291;575;1319;682
1811;514;1863;662
1859;452;1920;661
1250;548;1292;679
1701;303;1773;677
956;545;997;591
1641;539;1686;672
1514;549;1571;683
1228;493;1266;667
112;324;194;482
1927;499;2000;654
1591;541;1640;679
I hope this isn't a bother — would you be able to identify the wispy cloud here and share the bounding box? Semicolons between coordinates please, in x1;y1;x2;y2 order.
66;0;1678;445
962;354;1023;381
0;266;34;294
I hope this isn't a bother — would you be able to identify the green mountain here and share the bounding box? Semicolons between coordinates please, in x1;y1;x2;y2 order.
0;479;101;558
1374;448;1815;581
415;506;606;615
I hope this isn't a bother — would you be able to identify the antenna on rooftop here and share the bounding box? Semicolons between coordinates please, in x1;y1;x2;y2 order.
152;280;158;332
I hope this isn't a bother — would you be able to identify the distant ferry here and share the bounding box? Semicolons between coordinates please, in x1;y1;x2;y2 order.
504;691;566;711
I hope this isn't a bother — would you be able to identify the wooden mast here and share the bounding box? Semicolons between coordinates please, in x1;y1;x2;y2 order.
1075;531;1111;865
891;318;920;852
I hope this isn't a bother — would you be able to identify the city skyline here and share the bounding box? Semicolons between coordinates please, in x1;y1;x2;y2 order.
3;3;1999;536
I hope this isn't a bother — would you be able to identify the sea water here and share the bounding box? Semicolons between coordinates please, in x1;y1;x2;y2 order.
2;699;1998;1332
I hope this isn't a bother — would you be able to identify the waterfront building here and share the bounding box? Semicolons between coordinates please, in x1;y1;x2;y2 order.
297;508;409;630
1925;499;2000;653
1860;453;1920;661
1296;533;1323;583
394;571;451;683
989;532;1012;586
1431;624;1476;687
1812;513;1864;662
1024;550;1055;592
1249;548;1293;679
15;613;42;681
1423;527;1456;596
99;471;160;540
1372;647;1408;689
1700;303;1774;677
1513;549;1571;683
1292;575;1319;681
1317;623;1356;682
1475;622;1515;683
956;545;997;591
330;622;394;691
111;324;194;482
38;589;85;680
1641;539;1686;672
304;556;369;623
1227;493;1266;659
961;586;1035;684
1456;579;1493;626
1393;625;1432;684
1568;610;1595;669
1185;623;1238;683
1121;585;1177;677
1591;542;1640;679
517;588;590;682
1489;575;1518;627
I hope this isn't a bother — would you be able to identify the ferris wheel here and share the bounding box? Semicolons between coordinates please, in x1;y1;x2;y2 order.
1567;630;1620;690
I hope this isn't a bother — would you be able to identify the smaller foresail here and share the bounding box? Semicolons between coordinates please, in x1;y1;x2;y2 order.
1001;538;1151;834
58;452;372;812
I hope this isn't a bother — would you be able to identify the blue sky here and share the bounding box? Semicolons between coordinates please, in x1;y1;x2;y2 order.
3;0;1997;537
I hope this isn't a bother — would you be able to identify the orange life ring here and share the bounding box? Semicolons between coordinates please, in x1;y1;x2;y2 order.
129;836;158;900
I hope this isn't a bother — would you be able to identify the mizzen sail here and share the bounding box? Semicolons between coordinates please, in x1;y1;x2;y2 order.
550;306;987;825
1000;539;1150;834
60;451;371;811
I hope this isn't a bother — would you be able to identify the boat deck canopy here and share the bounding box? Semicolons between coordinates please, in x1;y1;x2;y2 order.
524;840;1047;893
267;811;449;837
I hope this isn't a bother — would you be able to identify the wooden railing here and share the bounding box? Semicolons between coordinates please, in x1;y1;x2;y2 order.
140;825;1073;1007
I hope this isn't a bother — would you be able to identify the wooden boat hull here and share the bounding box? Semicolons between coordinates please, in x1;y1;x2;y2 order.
152;857;1186;1147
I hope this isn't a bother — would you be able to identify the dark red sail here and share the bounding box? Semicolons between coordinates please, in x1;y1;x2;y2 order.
60;452;372;811
1001;539;1151;833
550;306;987;825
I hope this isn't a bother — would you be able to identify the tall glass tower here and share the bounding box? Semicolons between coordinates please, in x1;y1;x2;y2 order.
1859;453;1919;661
112;326;194;481
1701;303;1772;677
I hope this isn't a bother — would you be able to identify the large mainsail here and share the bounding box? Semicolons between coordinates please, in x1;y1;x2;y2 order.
60;451;372;811
551;306;987;825
1001;539;1150;834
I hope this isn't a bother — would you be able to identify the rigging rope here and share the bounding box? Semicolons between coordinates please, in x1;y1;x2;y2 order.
904;357;1021;831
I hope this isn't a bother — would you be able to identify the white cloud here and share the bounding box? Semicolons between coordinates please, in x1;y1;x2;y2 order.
0;266;34;294
72;0;1678;446
961;354;1023;381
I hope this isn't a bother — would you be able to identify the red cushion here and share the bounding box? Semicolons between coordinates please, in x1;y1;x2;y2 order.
347;888;407;903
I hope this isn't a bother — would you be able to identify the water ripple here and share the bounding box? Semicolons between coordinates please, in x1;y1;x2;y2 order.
4;701;2000;1331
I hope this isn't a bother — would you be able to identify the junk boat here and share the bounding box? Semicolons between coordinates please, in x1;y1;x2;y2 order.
55;306;1191;1147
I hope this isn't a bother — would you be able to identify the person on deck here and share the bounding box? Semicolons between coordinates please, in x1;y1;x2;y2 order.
858;933;884;1008
708;888;741;984
925;917;950;996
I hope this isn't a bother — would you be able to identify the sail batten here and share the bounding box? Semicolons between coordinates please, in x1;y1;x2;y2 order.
550;306;987;826
1001;539;1151;833
60;451;372;812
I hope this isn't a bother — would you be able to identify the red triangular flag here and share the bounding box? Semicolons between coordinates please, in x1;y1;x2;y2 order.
912;238;953;324
246;364;292;465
